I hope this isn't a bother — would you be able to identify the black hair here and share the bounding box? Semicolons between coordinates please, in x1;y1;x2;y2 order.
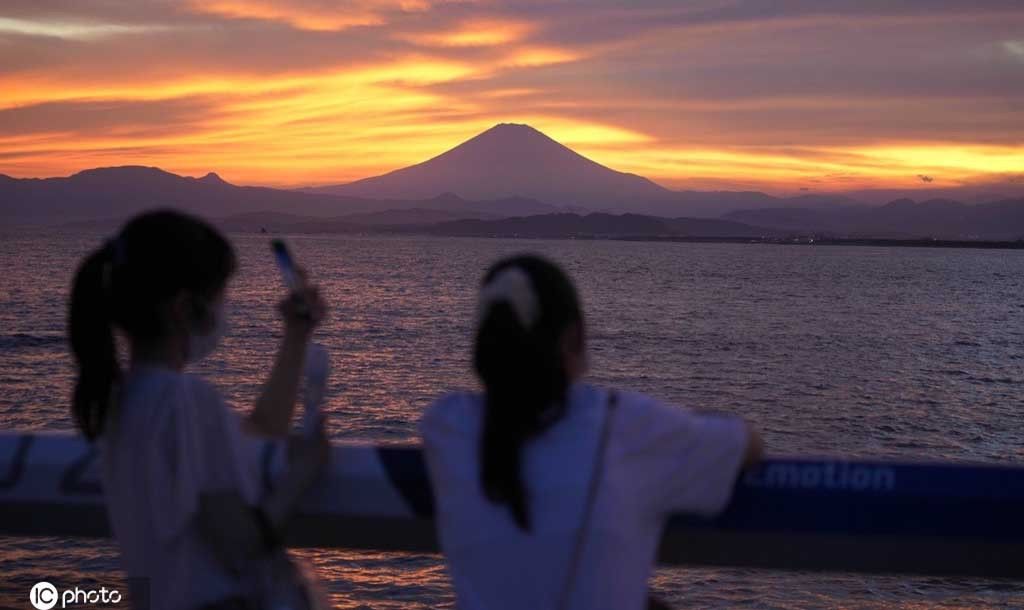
474;255;583;531
68;209;236;440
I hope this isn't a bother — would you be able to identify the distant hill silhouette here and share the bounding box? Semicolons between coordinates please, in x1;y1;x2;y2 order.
0;166;565;225
836;184;1024;205
216;206;504;233
210;210;779;239
418;213;780;239
332;207;500;226
725;198;1024;240
0;166;380;224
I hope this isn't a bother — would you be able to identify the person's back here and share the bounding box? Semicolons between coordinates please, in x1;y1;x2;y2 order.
101;366;265;608
420;255;759;610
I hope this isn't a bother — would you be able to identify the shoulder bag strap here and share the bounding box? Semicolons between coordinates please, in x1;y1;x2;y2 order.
555;389;619;610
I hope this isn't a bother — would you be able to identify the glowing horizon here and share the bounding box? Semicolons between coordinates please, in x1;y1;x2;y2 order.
1;1;1022;195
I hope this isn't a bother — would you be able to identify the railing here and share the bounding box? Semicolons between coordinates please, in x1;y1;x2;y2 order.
1;432;1022;578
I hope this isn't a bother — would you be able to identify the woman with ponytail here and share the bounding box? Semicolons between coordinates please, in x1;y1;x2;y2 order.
69;210;329;610
420;255;762;610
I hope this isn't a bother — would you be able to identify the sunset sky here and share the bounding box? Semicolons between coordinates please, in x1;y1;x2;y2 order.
2;0;1022;194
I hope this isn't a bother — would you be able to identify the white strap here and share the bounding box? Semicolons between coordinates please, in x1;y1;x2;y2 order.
555;390;618;610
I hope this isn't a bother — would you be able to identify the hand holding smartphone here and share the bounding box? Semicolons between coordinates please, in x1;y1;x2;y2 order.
271;239;328;434
271;239;313;321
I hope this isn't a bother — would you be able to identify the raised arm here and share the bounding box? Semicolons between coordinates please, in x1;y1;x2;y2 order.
247;278;326;437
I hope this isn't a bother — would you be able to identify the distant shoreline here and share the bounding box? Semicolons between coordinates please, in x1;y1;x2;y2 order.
23;221;1024;251
616;235;1024;250
312;230;1024;250
765;237;1024;250
385;231;1024;250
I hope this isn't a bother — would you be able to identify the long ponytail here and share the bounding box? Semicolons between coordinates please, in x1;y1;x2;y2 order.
67;210;237;441
69;243;120;440
474;256;583;531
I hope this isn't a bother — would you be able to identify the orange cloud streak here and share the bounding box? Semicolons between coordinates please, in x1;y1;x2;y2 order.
188;0;387;31
398;18;534;47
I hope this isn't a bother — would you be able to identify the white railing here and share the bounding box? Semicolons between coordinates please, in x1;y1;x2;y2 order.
1;432;1022;577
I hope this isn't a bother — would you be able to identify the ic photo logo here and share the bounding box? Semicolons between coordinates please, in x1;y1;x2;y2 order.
29;582;58;610
30;581;123;609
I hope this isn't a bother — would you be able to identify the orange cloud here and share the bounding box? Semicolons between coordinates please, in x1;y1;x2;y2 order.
601;143;1024;193
186;0;431;31
501;46;580;67
398;18;534;47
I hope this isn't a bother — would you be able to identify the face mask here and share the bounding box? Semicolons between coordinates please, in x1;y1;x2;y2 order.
186;301;228;364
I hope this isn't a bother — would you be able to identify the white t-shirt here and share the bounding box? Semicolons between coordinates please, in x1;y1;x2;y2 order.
100;365;274;610
420;383;749;610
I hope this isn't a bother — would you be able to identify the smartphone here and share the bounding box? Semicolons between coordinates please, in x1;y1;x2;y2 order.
271;239;301;292
271;238;313;322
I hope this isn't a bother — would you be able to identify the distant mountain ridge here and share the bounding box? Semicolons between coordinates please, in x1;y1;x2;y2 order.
417;212;780;239
3;123;1024;239
0;166;368;224
209;210;780;239
725;198;1024;240
0;165;569;225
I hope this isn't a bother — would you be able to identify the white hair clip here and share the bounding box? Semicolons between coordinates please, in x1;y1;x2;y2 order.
478;266;540;329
